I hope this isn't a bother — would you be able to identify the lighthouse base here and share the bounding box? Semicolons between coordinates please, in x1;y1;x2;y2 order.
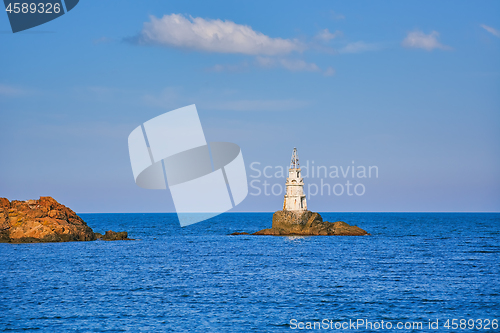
251;210;369;236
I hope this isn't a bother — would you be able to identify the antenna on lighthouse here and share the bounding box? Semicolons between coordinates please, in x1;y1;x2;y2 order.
290;147;299;169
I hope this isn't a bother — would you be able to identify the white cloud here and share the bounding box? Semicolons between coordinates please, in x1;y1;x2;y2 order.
481;24;500;37
135;14;304;55
339;41;379;54
323;67;335;77
401;30;450;51
315;29;342;41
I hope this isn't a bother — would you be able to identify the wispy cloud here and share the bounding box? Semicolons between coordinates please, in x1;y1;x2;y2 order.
142;86;310;111
323;67;335;77
481;24;500;37
93;36;114;44
315;29;342;42
339;41;379;54
279;59;320;72
142;87;181;109
131;14;304;55
255;56;275;68
205;99;310;111
255;57;321;73
206;62;250;73
0;84;28;97
209;57;335;76
86;86;118;94
401;30;451;51
330;11;345;20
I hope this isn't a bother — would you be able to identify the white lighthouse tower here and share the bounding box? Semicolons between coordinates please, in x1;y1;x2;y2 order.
283;148;307;211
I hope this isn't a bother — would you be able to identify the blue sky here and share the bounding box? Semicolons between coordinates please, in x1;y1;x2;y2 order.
1;0;499;213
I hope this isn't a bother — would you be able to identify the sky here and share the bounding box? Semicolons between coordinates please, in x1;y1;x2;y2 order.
0;0;499;213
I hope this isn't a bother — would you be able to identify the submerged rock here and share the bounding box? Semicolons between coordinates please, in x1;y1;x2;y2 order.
97;230;133;241
252;210;369;236
0;197;133;243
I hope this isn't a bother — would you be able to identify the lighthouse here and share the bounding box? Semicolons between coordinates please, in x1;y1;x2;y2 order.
283;148;307;211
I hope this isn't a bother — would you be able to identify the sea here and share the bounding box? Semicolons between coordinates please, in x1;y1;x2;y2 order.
1;213;499;332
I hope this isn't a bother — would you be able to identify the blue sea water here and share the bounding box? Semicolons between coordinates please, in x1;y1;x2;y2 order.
0;213;499;332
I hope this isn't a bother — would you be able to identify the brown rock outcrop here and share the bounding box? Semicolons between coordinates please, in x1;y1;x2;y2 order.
97;230;133;241
0;196;96;243
252;210;369;236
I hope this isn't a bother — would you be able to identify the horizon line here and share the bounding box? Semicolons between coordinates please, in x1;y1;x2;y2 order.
76;211;500;214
